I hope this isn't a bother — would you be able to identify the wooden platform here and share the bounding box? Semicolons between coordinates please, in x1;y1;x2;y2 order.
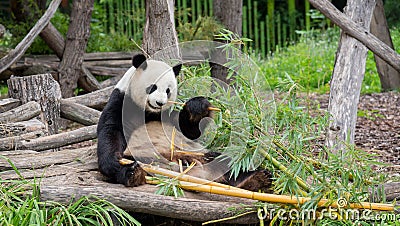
0;146;265;224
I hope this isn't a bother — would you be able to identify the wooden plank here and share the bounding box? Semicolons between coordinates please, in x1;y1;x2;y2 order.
0;119;45;138
66;86;113;110
18;125;97;151
0;130;44;151
0;101;41;123
0;98;21;113
0;146;96;170
60;99;101;125
0;155;97;180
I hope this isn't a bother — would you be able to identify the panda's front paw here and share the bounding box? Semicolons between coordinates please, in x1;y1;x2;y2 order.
124;163;147;187
184;96;213;122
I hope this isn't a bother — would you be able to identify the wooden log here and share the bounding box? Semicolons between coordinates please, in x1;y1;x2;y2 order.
0;158;97;180
18;125;97;151
83;52;133;61
7;74;62;134
39;22;65;59
0;0;62;74
100;76;121;88
325;0;375;151
0;150;39;156
308;0;400;73
16;57;128;78
40;184;260;224
60;99;101;125
0;146;96;170
0;119;45;138
87;66;127;77
370;182;400;202
66;86;113;110
0;98;21;113
83;59;132;68
0;101;41;123
0;130;44;151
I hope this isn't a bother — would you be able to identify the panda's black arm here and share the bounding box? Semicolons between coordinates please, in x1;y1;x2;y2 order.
176;96;213;140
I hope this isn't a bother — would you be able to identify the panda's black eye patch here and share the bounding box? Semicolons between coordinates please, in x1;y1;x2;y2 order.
146;84;157;94
166;88;171;97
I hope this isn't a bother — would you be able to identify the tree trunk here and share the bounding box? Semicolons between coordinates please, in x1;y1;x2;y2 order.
58;0;94;97
142;0;180;62
325;0;376;151
370;0;400;91
210;0;243;83
7;74;62;135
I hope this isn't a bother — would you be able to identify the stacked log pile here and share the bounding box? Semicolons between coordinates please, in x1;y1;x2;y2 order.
0;52;133;89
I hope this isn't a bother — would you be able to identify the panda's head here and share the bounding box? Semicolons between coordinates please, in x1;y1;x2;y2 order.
120;54;181;113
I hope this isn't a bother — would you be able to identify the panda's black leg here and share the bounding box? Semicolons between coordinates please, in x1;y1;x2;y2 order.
178;96;213;140
117;161;147;187
224;169;273;193
97;128;146;187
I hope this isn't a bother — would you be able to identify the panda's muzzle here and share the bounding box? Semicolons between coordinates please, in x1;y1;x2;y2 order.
147;101;163;110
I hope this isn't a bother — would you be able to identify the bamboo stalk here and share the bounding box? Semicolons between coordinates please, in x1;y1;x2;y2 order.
126;0;132;37
170;127;176;161
247;0;252;41
260;21;266;57
266;15;271;55
109;0;115;33
204;0;208;17
208;0;212;16
253;1;259;52
243;6;248;39
191;0;196;25
305;0;311;31
183;0;188;24
277;13;281;49
196;0;201;18
142;165;244;191
146;173;394;211
288;0;296;41
267;0;275;48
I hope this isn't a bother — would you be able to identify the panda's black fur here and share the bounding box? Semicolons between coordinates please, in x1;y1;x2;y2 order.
97;54;272;191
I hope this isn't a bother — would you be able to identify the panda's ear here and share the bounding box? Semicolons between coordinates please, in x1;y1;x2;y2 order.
172;64;182;76
132;54;147;69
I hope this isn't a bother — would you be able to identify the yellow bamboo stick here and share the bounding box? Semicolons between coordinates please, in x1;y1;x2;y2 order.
170;127;176;161
148;177;394;211
143;165;394;212
142;165;244;191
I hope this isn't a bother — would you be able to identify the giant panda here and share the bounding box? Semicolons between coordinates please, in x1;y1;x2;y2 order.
97;53;272;192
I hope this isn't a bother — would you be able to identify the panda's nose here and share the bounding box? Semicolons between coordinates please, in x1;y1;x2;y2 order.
156;101;164;107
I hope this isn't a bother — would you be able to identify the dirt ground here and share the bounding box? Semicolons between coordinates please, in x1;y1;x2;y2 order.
309;91;400;177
